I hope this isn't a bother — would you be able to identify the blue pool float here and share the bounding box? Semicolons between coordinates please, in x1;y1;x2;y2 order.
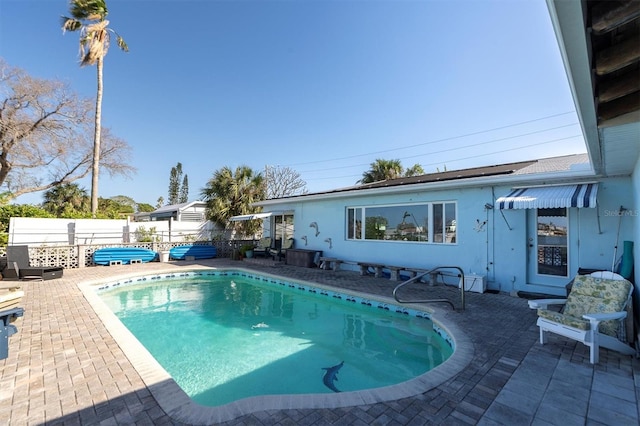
169;245;217;260
93;247;158;265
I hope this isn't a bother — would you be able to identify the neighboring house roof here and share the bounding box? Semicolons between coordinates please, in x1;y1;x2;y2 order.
149;201;208;221
256;154;594;205
511;153;591;175
152;201;206;214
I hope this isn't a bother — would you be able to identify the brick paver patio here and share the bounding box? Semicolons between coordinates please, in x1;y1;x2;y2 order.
1;259;638;425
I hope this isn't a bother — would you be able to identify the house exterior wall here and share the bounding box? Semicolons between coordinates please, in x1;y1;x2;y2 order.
262;176;633;297
494;177;633;295
177;205;207;221
148;202;207;222
632;156;640;333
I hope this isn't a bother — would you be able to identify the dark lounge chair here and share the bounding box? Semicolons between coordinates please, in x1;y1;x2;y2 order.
3;245;63;281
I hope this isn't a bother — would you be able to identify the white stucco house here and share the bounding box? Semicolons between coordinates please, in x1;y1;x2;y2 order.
256;154;634;295
253;1;639;314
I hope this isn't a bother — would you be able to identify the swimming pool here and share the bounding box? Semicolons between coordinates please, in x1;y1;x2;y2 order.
82;266;472;424
98;270;453;406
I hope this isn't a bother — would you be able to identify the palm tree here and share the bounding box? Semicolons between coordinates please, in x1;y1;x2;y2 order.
358;159;403;184
42;183;89;217
62;0;128;216
201;166;266;237
404;163;425;177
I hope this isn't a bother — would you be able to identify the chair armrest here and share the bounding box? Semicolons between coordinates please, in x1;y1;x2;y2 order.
527;299;567;309
583;311;627;323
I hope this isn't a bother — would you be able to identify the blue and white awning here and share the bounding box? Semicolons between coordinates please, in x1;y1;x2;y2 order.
497;183;598;209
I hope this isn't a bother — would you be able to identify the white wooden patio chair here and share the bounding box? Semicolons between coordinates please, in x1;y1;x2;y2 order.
528;272;637;364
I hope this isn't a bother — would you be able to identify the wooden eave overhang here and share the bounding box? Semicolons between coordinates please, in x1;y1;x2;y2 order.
589;0;640;126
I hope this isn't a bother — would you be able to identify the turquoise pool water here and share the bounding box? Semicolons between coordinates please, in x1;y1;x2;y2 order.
98;270;453;407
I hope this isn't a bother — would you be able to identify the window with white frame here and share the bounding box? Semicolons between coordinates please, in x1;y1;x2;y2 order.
346;202;456;243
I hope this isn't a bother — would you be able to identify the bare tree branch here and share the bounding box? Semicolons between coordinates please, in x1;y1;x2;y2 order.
266;165;308;199
0;60;135;201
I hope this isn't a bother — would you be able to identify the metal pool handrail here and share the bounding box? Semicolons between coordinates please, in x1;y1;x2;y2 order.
393;266;465;311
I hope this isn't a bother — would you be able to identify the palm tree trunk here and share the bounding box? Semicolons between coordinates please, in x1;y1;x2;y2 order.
91;56;104;217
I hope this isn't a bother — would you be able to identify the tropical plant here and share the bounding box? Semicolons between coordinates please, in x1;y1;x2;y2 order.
239;244;254;256
98;197;133;217
110;195;136;212
404;164;425;177
201;165;265;237
42;186;136;218
134;225;159;242
136;202;155;213
358;159;403;184
62;0;129;216
42;183;89;216
0;204;52;247
358;159;426;184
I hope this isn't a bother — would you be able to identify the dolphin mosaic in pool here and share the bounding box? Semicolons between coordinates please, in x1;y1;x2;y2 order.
322;361;344;393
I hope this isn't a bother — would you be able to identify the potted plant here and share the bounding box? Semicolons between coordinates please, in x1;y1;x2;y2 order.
239;244;254;259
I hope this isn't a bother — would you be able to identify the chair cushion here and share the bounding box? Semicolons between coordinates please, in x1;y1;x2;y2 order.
559;275;631;337
282;238;294;250
538;309;589;330
569;275;631;301
255;237;271;250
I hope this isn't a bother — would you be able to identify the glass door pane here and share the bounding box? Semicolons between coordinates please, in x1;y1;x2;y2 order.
536;208;568;276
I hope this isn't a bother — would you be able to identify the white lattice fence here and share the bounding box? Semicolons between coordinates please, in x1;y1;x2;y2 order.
29;245;79;269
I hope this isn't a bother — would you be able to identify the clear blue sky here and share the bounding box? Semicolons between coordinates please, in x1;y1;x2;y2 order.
0;0;585;207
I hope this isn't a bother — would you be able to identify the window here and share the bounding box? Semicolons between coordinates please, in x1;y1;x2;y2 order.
347;207;362;239
347;202;456;244
273;214;294;240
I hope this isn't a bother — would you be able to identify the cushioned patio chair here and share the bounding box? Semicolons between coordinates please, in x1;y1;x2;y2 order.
270;238;294;261
528;273;637;364
253;237;272;257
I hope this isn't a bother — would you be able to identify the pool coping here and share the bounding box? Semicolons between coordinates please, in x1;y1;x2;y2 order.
78;265;474;425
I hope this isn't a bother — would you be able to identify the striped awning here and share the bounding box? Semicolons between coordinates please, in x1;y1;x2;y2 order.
497;183;598;210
